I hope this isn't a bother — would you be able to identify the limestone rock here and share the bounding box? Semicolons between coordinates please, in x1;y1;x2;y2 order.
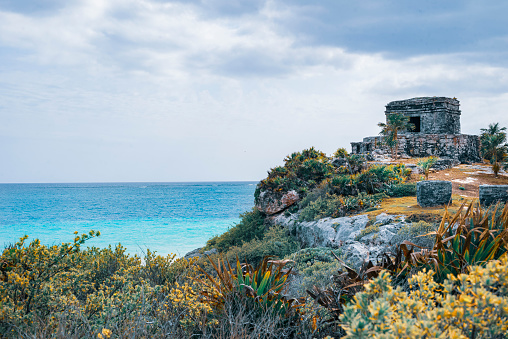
292;217;339;248
278;212;417;269
256;190;300;215
333;215;369;244
270;213;298;228
374;213;396;225
184;247;202;259
341;242;370;267
184;247;218;259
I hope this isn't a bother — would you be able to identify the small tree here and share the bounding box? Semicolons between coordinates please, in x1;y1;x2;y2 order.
378;113;414;159
417;156;438;180
480;123;508;177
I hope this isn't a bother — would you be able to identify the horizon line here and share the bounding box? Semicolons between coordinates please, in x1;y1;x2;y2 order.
0;180;261;185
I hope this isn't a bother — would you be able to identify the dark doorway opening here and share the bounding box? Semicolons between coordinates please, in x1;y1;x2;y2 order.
356;145;360;153
409;116;421;133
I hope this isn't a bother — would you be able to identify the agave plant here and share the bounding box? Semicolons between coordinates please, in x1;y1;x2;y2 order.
198;255;303;315
398;202;508;282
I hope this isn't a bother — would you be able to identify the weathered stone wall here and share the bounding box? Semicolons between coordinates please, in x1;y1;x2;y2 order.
417;181;452;207
351;133;480;163
479;185;508;206
385;97;461;134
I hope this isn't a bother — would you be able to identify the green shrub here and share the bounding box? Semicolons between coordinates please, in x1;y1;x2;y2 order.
328;174;357;196
390;220;436;249
333;153;366;175
254;147;334;203
204;208;266;253
333;147;349;158
285;247;344;271
296;261;343;295
417;156;438;180
198;255;303;317
298;193;385;222
283;248;345;296
395;202;508;284
224;226;300;267
385;182;417;197
328;164;410;196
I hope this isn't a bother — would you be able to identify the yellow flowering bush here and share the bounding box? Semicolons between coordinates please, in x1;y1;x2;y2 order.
0;231;99;328
166;280;216;328
0;232;198;337
340;255;508;338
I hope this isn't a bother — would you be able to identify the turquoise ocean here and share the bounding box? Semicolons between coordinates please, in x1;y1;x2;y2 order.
0;182;257;257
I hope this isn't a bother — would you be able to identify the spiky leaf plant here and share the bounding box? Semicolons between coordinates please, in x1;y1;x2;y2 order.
198;255;303;316
399;202;508;282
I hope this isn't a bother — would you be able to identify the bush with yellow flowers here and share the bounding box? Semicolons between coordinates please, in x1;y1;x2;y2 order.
340;255;508;338
0;231;200;338
166;280;217;329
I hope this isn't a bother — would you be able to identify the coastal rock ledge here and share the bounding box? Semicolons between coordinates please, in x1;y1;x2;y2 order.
255;190;300;215
271;213;415;268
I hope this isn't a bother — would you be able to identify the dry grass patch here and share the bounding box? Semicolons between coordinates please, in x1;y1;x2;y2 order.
361;195;472;218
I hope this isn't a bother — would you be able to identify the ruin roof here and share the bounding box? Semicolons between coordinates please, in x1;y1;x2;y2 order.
386;97;459;108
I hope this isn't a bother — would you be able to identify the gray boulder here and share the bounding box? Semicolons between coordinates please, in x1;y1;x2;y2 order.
184;247;218;259
256;190;300;215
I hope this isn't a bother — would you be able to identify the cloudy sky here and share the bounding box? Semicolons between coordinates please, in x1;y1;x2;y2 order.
1;0;507;183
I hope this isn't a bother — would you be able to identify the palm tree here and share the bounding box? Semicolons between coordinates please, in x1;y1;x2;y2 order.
480;123;507;177
378;113;415;159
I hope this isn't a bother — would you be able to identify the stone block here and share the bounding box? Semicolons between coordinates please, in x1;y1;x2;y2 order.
432;158;458;171
479;185;508;206
417;180;452;207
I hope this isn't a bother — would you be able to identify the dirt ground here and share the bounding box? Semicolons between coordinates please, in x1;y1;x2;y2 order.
417;163;508;198
362;160;508;219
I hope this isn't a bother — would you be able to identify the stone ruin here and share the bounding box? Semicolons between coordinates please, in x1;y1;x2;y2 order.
417;180;452;207
479;185;508;206
351;97;481;163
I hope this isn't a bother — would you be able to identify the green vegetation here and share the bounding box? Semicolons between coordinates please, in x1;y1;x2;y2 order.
293;161;412;222
390;220;436;249
298;193;385;222
305;202;508;337
222;226;300;268
480;122;508;177
0;232;200;337
3;204;508;338
378;112;415;159
385;182;416;197
417;156;438;180
354;224;380;241
326;164;411;196
5;145;508;338
402;202;508;283
254;147;333;202
204;208;265;253
283;247;346;296
198;256;303;317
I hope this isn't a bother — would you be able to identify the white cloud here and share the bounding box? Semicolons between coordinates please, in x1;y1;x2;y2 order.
0;0;507;182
